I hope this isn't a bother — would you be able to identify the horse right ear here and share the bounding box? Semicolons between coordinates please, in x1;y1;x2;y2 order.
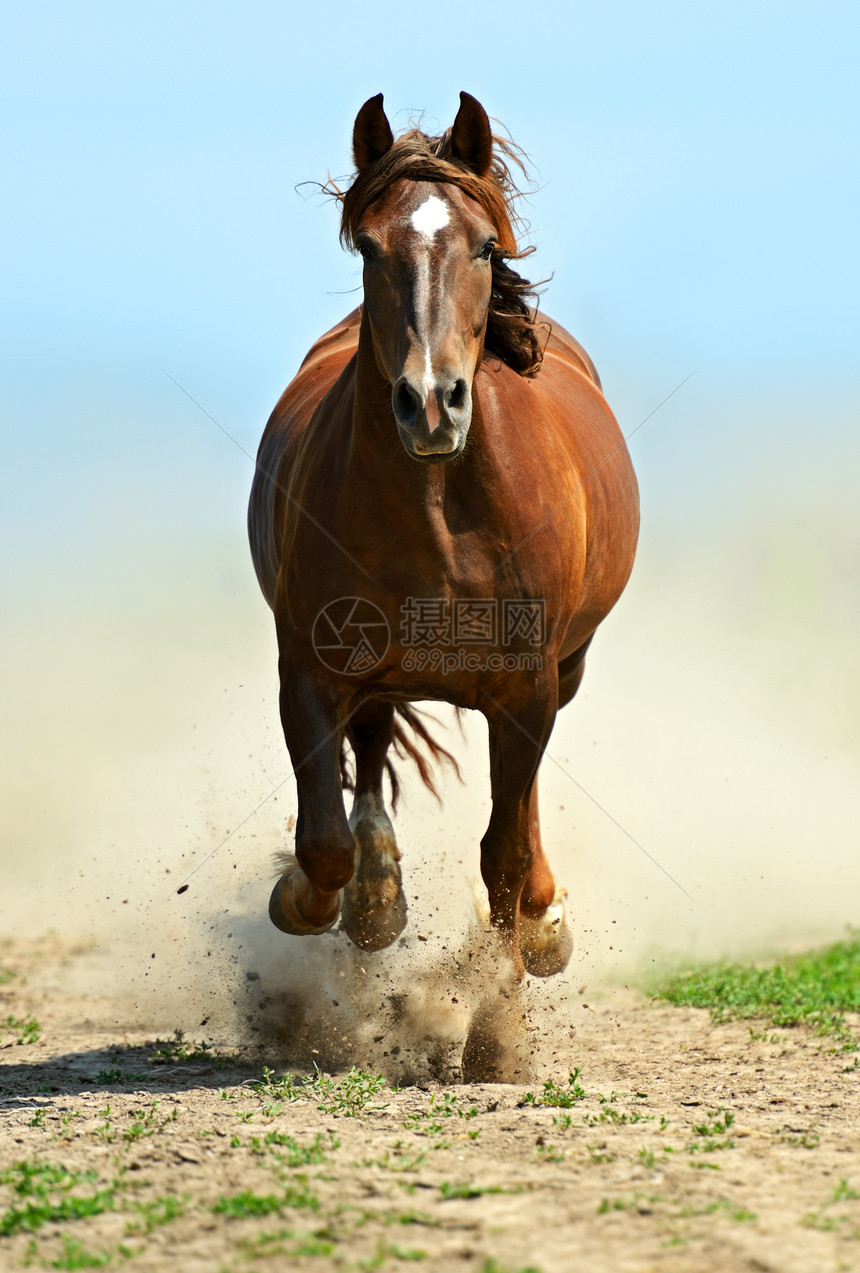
353;94;394;172
450;92;493;177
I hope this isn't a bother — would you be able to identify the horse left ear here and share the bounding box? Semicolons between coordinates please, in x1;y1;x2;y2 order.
450;92;493;177
353;93;394;172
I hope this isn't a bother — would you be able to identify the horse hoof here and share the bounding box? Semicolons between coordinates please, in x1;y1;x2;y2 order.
268;857;341;936
340;796;407;951
520;888;573;978
341;885;408;952
461;993;533;1084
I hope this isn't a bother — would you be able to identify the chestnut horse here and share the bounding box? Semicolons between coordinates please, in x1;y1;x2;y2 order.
249;93;638;985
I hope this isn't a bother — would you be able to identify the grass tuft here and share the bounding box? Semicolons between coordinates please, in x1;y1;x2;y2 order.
46;1235;117;1269
523;1069;586;1108
652;933;860;1047
1;1014;41;1046
148;1029;226;1066
212;1183;319;1219
252;1065;389;1117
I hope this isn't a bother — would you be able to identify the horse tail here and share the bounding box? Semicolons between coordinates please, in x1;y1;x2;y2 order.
340;705;463;811
390;704;463;808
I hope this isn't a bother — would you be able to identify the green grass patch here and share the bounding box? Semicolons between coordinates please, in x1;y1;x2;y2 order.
522;1069;586;1108
95;1067;146;1086
212;1182;319;1219
212;1191;290;1219
587;1145;615;1164
147;1029;226;1066
479;1263;542;1273
358;1239;427;1270
652;933;860;1047
0;1160;100;1198
45;1235;126;1269
687;1107;736;1153
801;1178;860;1238
1;1014;41;1046
311;1067;389;1117
1;1191;116;1236
583;1107;654;1128
252;1131;339;1166
0;1159;118;1237
125;1194;187;1235
535;1144;565;1163
250;1067;305;1101
252;1065;389;1117
403;1091;479;1139
236;1226;337;1260
438;1182;518;1201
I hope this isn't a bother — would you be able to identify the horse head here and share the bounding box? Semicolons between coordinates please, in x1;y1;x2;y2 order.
350;92;501;464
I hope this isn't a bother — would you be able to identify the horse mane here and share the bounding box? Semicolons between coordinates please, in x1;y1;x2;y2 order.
336;125;545;377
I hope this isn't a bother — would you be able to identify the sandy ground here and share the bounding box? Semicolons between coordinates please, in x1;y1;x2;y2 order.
2;934;859;1273
2;532;859;1272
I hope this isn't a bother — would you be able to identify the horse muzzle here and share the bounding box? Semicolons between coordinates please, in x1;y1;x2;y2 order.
391;374;471;463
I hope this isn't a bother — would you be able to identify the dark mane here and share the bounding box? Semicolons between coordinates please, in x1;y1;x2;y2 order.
337;125;544;377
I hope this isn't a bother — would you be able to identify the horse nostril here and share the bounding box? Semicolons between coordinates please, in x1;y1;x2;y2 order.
445;378;469;415
392;378;421;427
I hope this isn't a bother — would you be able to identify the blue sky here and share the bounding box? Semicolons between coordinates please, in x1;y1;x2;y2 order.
2;0;858;596
2;1;859;955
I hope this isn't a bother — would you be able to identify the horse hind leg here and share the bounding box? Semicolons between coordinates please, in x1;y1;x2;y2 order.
340;701;408;952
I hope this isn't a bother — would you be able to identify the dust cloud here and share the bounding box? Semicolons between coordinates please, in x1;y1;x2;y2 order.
2;503;858;1072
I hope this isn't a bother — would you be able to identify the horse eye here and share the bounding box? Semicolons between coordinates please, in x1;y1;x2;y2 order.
479;240;496;261
356;239;376;262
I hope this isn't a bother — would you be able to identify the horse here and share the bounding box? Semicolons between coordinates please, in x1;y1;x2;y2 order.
248;92;639;1002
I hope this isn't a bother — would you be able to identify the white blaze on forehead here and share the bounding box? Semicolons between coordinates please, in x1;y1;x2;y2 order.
410;193;450;239
409;194;450;394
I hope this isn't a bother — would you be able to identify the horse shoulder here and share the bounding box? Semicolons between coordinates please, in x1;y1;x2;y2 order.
248;310;360;606
268;308;361;444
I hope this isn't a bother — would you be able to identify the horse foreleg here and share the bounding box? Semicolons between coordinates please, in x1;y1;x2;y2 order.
504;639;592;971
479;688;571;978
518;783;573;977
340;699;408;952
460;692;554;1082
268;672;354;937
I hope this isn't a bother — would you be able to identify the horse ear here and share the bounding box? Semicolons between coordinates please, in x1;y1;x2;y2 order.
353;93;394;172
450;91;493;176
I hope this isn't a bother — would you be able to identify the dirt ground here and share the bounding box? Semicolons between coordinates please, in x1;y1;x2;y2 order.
1;934;859;1273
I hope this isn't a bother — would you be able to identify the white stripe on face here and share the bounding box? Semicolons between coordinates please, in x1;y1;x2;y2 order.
409;195;450;391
